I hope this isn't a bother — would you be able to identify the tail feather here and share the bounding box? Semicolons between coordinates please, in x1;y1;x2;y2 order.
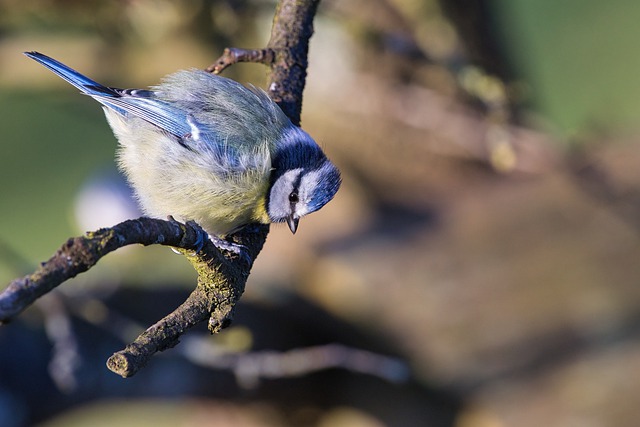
24;51;118;98
24;51;191;138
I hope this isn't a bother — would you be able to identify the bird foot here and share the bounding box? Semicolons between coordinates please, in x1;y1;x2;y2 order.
209;235;251;264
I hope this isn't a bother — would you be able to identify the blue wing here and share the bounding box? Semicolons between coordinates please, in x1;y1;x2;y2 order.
24;51;192;139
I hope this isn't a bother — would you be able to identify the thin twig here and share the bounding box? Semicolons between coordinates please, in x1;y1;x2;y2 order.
206;47;276;74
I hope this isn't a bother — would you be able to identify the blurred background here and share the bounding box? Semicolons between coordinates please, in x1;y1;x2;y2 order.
1;0;640;426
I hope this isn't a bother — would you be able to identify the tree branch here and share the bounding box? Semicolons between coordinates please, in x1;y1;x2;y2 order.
265;0;320;125
0;218;207;325
0;0;320;378
209;0;320;125
206;47;276;74
106;223;268;377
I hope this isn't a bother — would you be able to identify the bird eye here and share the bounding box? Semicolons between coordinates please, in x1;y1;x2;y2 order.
288;192;299;203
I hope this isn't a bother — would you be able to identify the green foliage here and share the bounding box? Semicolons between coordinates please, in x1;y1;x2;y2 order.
0;90;114;277
491;0;640;135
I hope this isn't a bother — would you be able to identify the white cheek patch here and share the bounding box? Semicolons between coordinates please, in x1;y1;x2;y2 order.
269;168;303;220
283;168;304;182
297;169;322;216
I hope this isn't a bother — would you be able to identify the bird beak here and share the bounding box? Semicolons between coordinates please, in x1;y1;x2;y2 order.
287;215;299;234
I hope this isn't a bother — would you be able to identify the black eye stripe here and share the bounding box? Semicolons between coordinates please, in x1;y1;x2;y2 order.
286;170;306;208
291;169;304;199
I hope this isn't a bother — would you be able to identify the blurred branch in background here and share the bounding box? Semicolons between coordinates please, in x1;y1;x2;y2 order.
324;0;533;173
321;0;640;229
568;141;640;233
65;292;410;390
183;341;409;389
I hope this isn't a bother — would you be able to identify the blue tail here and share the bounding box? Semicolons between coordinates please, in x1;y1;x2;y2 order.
24;51;192;138
24;51;118;98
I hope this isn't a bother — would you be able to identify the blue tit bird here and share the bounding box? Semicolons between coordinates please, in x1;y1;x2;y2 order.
24;51;341;244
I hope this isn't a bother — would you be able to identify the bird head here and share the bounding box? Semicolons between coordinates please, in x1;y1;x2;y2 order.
267;127;341;234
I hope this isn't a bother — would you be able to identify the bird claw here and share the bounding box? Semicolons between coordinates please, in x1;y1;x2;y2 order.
209;235;251;264
167;216;250;263
185;220;207;253
166;217;208;256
